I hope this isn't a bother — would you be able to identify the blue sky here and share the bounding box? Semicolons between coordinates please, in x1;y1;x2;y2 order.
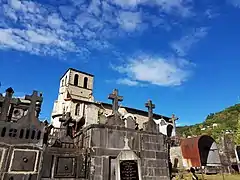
0;0;240;126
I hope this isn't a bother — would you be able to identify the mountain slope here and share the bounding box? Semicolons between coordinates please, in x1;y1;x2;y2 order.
176;104;240;142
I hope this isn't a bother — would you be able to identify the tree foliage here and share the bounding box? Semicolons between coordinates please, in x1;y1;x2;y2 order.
234;115;240;145
176;104;240;143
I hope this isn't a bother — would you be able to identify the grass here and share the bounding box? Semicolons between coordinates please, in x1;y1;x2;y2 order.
174;173;240;180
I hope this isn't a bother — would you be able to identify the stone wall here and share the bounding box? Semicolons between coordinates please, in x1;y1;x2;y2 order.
170;146;184;169
75;124;170;180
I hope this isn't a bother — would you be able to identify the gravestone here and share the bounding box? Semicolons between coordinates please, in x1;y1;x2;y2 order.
116;136;142;180
125;116;136;129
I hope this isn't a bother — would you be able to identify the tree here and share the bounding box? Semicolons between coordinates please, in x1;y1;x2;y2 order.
234;114;240;145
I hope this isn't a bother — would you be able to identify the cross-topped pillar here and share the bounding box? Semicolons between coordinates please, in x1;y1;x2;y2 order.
0;88;19;121
171;114;178;128
145;100;155;121
25;91;43;117
108;89;123;114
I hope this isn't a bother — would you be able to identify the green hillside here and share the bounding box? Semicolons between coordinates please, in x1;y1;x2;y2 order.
176;103;240;142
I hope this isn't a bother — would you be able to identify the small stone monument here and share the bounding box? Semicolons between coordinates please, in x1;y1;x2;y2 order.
116;135;142;180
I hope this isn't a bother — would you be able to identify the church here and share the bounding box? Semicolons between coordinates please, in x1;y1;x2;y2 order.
51;68;176;136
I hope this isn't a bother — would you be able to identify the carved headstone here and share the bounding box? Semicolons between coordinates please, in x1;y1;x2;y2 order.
125;116;136;129
116;137;142;180
143;100;158;133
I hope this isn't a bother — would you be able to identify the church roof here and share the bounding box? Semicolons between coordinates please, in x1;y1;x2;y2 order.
98;101;171;121
70;98;171;122
60;68;94;80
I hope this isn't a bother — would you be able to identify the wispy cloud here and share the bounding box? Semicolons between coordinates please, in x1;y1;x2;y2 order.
228;0;240;8
170;27;209;57
113;55;194;87
117;78;139;86
0;0;197;59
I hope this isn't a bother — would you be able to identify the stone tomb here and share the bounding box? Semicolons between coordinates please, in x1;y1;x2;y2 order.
116;136;142;180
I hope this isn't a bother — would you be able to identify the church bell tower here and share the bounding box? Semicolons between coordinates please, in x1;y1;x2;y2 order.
51;68;94;127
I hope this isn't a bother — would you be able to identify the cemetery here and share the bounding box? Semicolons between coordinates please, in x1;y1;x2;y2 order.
0;69;240;180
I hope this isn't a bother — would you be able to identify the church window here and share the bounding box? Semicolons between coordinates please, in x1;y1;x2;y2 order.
74;74;79;86
37;131;41;140
25;129;30;139
83;77;88;88
19;129;24;138
65;76;68;85
1;127;6;137
62;79;64;87
75;103;80;116
31;130;36;139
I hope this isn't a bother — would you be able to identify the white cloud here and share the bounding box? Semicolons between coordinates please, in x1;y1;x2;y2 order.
170;27;208;56
117;11;142;32
113;55;194;86
117;78;139;86
0;0;210;59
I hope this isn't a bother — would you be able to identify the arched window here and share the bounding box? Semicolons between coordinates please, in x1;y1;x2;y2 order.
1;127;6;137
65;76;68;85
75;103;80;116
74;74;79;86
31;130;36;139
83;77;88;88
61;79;64;87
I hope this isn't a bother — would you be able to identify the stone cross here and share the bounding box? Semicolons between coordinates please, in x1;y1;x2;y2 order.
0;88;19;120
145;100;155;121
171;114;178;128
25;91;43;117
108;89;123;114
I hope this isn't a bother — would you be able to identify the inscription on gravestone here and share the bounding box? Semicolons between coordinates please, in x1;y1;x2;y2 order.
120;160;139;180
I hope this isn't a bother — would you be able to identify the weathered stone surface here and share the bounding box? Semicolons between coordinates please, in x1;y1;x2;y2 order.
94;166;102;176
107;130;125;149
156;152;168;159
91;128;107;148
143;119;158;133
102;157;110;180
105;114;125;127
41;154;53;178
10;150;37;171
54;157;76;177
125;116;136;129
142;150;156;159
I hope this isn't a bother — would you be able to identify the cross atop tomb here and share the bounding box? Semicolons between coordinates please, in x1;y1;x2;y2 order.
171;114;178;127
0;88;20;120
108;89;123;114
25;91;43;116
145;100;155;121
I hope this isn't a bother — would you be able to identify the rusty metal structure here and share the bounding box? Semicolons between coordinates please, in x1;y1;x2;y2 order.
180;135;221;169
